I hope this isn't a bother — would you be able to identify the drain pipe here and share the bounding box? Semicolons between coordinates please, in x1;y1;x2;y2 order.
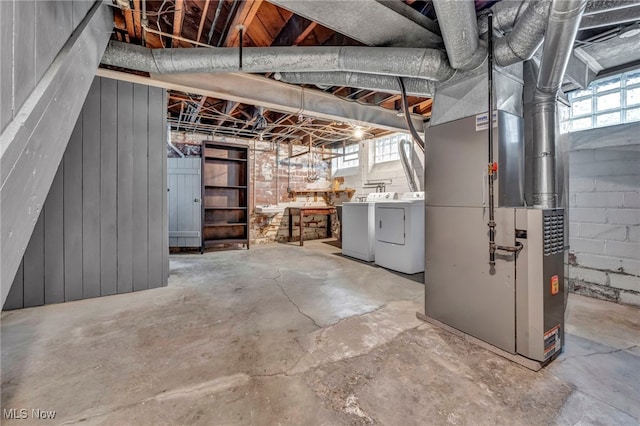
399;139;418;192
533;0;587;208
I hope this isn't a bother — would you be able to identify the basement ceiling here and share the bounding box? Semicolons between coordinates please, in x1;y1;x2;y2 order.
103;0;640;144
106;0;440;144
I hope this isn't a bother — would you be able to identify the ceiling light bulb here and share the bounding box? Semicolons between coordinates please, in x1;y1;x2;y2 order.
354;128;364;138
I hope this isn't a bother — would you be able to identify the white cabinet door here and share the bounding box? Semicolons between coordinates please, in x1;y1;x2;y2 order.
376;207;405;245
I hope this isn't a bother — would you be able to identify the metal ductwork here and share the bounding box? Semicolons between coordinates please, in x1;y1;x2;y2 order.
579;5;640;29
533;0;588;208
478;0;533;34
274;72;436;97
102;41;455;82
583;0;640;15
432;0;486;71
432;0;552;70
493;0;552;67
479;0;640;34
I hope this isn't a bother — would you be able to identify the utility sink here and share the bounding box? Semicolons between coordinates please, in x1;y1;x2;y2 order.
255;205;285;215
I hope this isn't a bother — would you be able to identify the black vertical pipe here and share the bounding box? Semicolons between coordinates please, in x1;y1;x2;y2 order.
487;13;496;266
238;27;244;71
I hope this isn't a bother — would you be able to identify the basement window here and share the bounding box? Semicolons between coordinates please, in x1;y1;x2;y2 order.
332;143;359;170
569;70;640;132
373;133;410;164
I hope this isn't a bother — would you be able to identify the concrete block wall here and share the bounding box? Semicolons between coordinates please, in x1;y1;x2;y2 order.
568;143;640;306
337;138;424;198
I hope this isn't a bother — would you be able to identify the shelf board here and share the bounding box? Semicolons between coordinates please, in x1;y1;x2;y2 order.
204;156;247;162
204;222;247;227
204;207;247;210
203;239;248;247
205;185;247;189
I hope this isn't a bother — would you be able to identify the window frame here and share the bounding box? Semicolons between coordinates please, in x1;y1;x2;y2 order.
569;70;640;132
332;142;359;171
373;133;411;164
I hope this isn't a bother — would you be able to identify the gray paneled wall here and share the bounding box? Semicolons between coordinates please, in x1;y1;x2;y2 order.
3;77;168;310
0;0;96;132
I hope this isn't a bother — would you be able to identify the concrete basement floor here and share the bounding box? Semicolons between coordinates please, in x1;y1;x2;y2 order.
1;240;639;425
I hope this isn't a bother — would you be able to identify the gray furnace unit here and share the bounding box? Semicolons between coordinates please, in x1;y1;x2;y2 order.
424;110;565;364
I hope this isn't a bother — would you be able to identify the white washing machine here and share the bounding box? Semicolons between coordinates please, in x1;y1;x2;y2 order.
374;192;425;274
342;192;397;261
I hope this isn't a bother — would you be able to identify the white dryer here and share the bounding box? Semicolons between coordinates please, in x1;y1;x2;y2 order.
374;192;425;274
342;192;397;261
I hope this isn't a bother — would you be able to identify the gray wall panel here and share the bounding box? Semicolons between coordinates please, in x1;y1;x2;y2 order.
73;0;95;28
100;78;118;296
44;165;65;304
3;76;168;311
1;0;93;131
5;261;24;310
0;0;14;132
23;212;45;308
133;84;149;291
82;78;102;298
117;81;134;294
35;1;73;82
64;119;84;301
162;91;169;283
14;1;36;117
148;87;166;288
0;3;112;305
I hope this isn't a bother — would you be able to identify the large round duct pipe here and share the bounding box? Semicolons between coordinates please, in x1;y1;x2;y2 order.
478;0;640;34
533;0;588;208
274;72;436;97
432;0;486;71
478;0;533;34
493;0;552;67
101;41;455;82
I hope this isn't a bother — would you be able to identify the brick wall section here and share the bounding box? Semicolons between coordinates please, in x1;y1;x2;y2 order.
568;147;640;306
171;132;345;245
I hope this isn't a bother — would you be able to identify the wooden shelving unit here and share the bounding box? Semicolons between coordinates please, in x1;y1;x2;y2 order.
201;142;250;252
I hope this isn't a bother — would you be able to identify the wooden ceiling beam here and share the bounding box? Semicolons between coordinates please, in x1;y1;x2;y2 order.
123;7;136;42
293;22;317;46
271;14;314;46
225;0;264;47
216;100;241;125
132;0;142;40
172;0;186;47
379;94;401;108
411;98;433;115
252;2;293;46
196;0;211;43
188;96;208;123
